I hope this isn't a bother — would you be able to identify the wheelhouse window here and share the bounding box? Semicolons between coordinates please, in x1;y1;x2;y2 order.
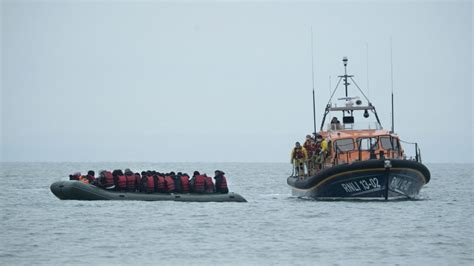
357;137;378;150
380;136;393;150
392;138;400;151
334;138;355;152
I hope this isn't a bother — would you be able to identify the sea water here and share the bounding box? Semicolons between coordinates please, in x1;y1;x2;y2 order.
0;162;472;265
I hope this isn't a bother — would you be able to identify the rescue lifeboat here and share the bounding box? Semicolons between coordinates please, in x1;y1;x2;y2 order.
50;181;247;202
287;57;430;200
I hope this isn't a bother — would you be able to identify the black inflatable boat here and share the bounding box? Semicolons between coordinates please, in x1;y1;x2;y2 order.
50;181;247;202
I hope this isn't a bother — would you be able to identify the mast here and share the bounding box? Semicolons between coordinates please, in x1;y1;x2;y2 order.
343;57;349;97
340;57;353;98
311;27;317;134
390;38;395;133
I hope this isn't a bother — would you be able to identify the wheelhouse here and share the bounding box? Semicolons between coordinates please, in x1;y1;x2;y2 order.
322;130;405;166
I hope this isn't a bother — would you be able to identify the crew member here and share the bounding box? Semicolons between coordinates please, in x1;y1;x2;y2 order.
330;117;342;130
313;135;324;170
321;136;329;158
303;135;316;175
291;142;308;177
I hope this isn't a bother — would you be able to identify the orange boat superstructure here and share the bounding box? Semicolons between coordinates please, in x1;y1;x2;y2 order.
320;129;406;166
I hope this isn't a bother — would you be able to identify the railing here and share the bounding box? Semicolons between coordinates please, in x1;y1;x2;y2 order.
293;137;423;177
326;122;382;131
399;140;422;163
330;136;422;167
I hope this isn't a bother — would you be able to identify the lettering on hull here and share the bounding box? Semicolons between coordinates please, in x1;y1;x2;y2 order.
341;178;380;193
390;176;413;192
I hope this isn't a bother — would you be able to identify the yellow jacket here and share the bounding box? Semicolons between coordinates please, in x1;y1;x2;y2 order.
321;139;328;153
291;147;308;162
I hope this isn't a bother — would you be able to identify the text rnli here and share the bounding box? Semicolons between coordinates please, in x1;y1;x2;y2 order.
341;178;381;193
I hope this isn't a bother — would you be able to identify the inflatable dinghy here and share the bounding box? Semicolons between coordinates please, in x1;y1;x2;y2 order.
50;181;247;202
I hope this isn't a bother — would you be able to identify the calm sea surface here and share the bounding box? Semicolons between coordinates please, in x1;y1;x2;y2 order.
0;162;472;265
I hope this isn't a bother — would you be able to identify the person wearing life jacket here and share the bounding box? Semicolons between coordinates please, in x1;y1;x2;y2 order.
156;173;166;193
164;173;176;193
321;136;329;159
291;142;308;177
190;171;205;193
204;174;215;193
134;172;141;190
78;174;90;184
173;172;183;193
330;117;342;130
113;169;127;191
124;168;137;192
145;173;157;193
303;135;315;155
85;170;96;184
214;170;229;194
139;171;148;192
303;135;317;175
98;170;115;189
313;134;325;170
69;172;81;181
180;173;190;193
69;172;90;184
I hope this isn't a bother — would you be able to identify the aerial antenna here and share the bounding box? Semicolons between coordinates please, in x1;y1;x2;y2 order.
390;37;395;133
311;27;317;135
329;75;332;95
341;57;352;97
366;43;370;100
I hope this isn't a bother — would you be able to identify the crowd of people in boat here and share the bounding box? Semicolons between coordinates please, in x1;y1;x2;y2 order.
291;133;330;177
69;169;229;194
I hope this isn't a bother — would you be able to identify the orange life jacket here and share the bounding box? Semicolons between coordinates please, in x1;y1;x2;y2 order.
215;175;228;193
164;176;175;192
156;176;166;192
79;176;90;184
116;175;127;191
180;175;190;193
102;171;114;187
145;175;156;193
204;176;215;193
193;175;206;193
125;174;137;192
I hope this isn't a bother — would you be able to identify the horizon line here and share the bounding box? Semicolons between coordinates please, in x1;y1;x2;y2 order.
0;161;473;164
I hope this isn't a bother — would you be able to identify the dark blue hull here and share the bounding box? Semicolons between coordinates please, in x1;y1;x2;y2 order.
287;159;430;200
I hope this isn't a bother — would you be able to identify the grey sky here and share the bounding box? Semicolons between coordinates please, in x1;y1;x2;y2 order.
1;0;472;163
